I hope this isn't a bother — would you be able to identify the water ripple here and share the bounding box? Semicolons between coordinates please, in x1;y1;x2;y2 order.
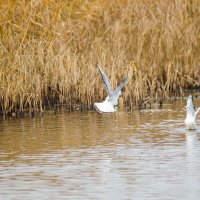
0;100;200;199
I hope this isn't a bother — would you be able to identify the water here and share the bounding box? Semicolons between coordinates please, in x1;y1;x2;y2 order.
0;100;200;200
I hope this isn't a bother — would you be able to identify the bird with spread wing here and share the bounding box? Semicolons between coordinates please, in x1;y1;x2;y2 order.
185;95;200;129
94;66;128;113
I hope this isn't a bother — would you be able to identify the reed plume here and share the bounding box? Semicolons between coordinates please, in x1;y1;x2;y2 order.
0;0;200;116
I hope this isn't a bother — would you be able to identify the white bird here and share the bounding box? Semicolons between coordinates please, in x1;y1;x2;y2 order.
185;95;200;130
94;66;128;113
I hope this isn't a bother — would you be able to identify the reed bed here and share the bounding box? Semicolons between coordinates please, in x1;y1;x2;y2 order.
0;0;200;116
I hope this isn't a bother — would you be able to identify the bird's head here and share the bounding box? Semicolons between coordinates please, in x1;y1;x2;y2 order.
118;90;122;97
105;96;110;101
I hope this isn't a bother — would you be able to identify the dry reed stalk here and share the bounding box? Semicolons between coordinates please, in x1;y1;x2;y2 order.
0;0;200;116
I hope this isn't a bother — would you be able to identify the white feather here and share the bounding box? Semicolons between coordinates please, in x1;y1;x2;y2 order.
185;95;200;130
94;99;116;113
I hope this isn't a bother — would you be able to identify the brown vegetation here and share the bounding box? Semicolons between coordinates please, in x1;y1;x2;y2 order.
0;0;200;116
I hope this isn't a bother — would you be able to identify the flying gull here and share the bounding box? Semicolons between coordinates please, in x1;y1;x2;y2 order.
94;66;128;113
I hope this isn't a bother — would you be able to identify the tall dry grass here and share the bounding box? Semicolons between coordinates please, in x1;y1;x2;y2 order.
0;0;200;116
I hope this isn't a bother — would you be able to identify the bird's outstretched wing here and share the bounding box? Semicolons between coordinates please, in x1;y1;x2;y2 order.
98;66;113;96
194;107;200;119
113;75;128;96
187;95;195;115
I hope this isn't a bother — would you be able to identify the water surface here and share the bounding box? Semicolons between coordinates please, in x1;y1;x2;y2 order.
0;100;200;200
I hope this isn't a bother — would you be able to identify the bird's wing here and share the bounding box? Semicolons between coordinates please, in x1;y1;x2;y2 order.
98;66;113;96
187;95;195;115
194;107;200;119
113;75;128;96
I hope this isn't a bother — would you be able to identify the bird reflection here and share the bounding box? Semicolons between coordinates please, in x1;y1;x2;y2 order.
185;130;200;182
186;130;198;154
185;130;199;160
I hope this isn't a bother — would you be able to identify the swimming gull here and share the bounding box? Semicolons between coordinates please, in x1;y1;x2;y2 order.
185;95;200;130
94;66;128;113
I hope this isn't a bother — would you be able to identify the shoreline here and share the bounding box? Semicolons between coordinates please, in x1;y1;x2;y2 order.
2;90;199;119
